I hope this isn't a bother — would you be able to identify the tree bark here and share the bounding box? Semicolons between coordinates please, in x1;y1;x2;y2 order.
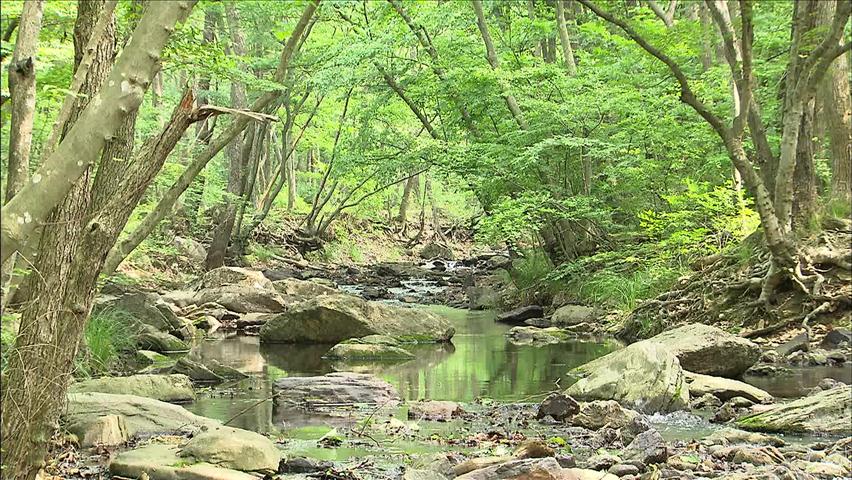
0;1;195;265
398;174;417;226
792;98;817;229
472;0;528;130
555;0;577;76
5;0;44;203
102;0;320;276
647;0;677;27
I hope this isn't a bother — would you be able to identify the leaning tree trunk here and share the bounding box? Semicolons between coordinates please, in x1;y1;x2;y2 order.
0;4;197;478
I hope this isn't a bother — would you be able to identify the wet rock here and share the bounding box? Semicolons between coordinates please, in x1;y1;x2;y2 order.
551;305;597;326
684;371;773;403
76;414;128;447
745;364;787;376
807;377;843;395
279;457;333;474
65;392;219;439
485;255;512;270
408;400;463;421
202;267;274;290
454;457;563;480
776;332;810;357
171;357;225;384
136;324;190;353
180;425;280;472
496;305;544;324
569;400;645;432
711;402;738;424
608;464;640;477
736;385;851;435
110;444;256;480
759;350;780;363
272;278;337;299
194;286;286;314
324;341;415;361
70;374;194;403
703;427;785;447
689;393;722;410
623;429;668;465
556;455;576;468
648;323;760;378
536;393;580;421
362;286;391;300
566;341;689;413
420;242;454;260
821;328;851;348
273;372;400;407
506;326;570;345
259;294;454;343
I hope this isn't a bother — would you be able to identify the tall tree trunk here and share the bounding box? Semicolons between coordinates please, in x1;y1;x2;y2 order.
792;98;817;229
555;0;577;76
5;0;44;203
286;129;297;210
0;3;196;478
101;0;319;276
527;0;542;58
397;174;417;227
206;2;249;270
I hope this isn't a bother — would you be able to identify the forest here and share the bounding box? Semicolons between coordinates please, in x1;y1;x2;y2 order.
0;0;850;479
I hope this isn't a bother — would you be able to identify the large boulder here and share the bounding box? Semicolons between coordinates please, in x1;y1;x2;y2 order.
136;324;190;353
202;267;274;290
736;385;851;435
92;292;183;332
648;323;760;378
272;372;400;407
180;425;280;472
420;242;454;260
69;374;195;403
496;305;544;324
551;305;597;326
259;294;454;343
566;341;689;413
194;286;286;314
110;444;257;480
685;371;773;404
454;458;564;480
568;400;645;432
324;341;415;361
273;278;337;299
64;393;219;440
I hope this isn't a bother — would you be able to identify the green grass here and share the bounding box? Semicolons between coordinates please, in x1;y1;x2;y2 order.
76;309;136;377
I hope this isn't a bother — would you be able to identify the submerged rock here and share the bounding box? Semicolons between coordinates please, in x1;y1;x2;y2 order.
180;425;280;472
259;294;454;343
69;374;195;403
684;371;773;404
324;341;415;361
648;323;760;378
735;385;851;435
506;326;571;345
272;372;400;407
566;341;689;413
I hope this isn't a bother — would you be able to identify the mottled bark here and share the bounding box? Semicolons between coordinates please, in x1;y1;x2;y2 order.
555;0;577;76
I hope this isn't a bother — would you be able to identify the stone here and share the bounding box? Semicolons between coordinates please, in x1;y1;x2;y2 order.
486;255;512;270
566;341;689;413
513;440;554;459
273;372;400;407
404;469;449;480
171;357;226;384
623;429;668;465
65;393;219;439
273;278;337;298
454;458;564;480
453;457;513;476
206;358;249;381
420;242;454;260
685;371;773;403
565;469;619;480
278;457;333;473
70;374;195;403
736;385;851;435
551;305;597;326
647;323;760;378
468;286;500;310
536;393;580;421
776;332;810;357
793;460;848;478
180;425;280;472
569;400;645;431
136;324;190;353
77;414;128;447
202;267;274;290
703;428;785;447
507;326;571;345
496;305;545;324
259;294;454;343
174;236;206;263
821;328;851;348
194;286;286;314
689;393;722;409
408;400;463;421
586;454;621;470
808;377;843;395
608;464;640;477
110;444;256;480
324;342;415;361
135;350;169;366
93;292;184;332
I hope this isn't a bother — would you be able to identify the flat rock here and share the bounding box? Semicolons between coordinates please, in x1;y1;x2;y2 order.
551;305;597;326
259;294;454;343
506;326;570;345
685;371;773;403
110;444;256;480
180;425;280;472
566;341;689;413
273;372;400;407
408;400;463;421
69;374;195;403
648;323;760;378
202;267;274;290
324;342;415;361
77;414;128;447
736;385;851;435
273;278;337;298
194;285;286;314
496;305;544;324
455;457;564;480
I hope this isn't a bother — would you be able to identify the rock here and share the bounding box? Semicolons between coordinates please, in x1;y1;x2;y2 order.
324;341;415;361
202;267;274;290
65;393;219;439
93;292;184;332
551;305;597;326
404;469;449;480
569;400;644;431
703;428;785;447
689;393;722;409
736;385;851;435
684;371;773;404
623;429;668;465
536;393;580;421
205;358;249;381
307;277;337;288
485;255;512;270
136;324;190;353
110;444;256;480
711;402;738;424
70;374;195;403
513;440;554;459
468;286;499;310
647;323;760;378
77;414;128;447
194;286;286;314
174;236;206;263
180;425;280;472
793;460;848;478
411;453;455;477
807;377;843;395
454;458;564;480
608;464;640;477
259;294;454;343
776;332;810;357
171;357;225;384
566;341;689;413
135;350;169;366
496;305;544;324
273;372;400;407
408;400;463;421
453;457;513;476
565;469;619;480
272;278;337;298
821;328;851;348
506;326;570;345
586;453;621;470
420;242;454;260
278;457;333;473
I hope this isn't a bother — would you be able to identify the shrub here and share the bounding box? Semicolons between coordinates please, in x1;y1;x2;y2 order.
76;310;136;377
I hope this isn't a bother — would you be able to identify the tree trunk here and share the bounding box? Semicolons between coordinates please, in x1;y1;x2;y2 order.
792;98;817;229
0;3;197;478
101;0;319;276
286;129;297;210
555;0;577;76
527;0;542;58
5;0;44;203
397;174;417;227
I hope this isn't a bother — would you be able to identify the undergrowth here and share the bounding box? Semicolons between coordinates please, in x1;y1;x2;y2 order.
74;309;136;377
